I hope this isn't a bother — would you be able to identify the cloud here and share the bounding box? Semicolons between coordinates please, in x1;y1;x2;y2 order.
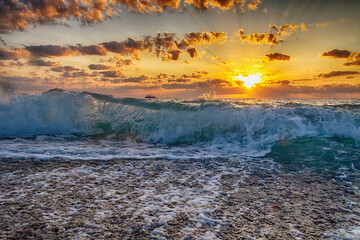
25;45;76;58
88;64;111;70
265;53;291;62
344;52;360;66
0;0;112;34
164;50;182;61
0;48;23;60
28;59;60;66
101;38;153;56
50;66;79;72
0;0;264;34
77;45;107;55
168;78;192;83
184;0;264;11
239;23;306;46
162;78;234;90
239;30;281;45
277;23;307;36
186;48;198;58
115;59;133;66
315;21;331;28
63;70;98;78
322;49;351;59
100;75;149;84
100;70;123;78
21;31;226;62
322;49;360;66
121;75;149;83
316;71;359;79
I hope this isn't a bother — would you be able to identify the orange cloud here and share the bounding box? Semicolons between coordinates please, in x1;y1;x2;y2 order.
0;48;24;60
265;53;291;62
239;23;307;46
184;0;264;11
0;0;263;33
239;30;281;45
316;71;359;79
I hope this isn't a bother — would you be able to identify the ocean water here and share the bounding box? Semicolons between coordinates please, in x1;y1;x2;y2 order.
0;89;359;170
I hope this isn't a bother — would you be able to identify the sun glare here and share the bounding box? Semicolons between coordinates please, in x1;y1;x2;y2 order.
235;73;262;88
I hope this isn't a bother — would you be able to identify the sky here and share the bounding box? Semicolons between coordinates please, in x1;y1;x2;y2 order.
0;0;360;99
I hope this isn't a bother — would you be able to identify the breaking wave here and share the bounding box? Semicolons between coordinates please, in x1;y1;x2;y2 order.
1;89;360;154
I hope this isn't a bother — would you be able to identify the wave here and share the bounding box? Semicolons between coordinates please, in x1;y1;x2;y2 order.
1;89;360;152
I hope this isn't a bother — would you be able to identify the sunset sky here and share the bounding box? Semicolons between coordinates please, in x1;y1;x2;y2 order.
0;0;359;98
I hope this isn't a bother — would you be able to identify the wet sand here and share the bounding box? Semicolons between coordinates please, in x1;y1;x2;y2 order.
0;158;359;239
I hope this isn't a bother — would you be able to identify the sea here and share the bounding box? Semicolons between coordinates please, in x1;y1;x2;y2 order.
1;89;360;238
0;89;359;163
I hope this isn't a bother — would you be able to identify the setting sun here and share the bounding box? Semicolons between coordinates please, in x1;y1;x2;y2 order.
235;73;263;88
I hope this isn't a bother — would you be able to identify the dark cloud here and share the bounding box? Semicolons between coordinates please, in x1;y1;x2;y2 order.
316;71;359;79
322;49;351;59
101;38;152;56
63;70;98;78
88;64;111;70
165;50;182;61
322;49;360;67
25;45;76;58
168;78;192;83
100;75;149;84
0;48;23;60
100;70;123;78
50;66;79;72
344;52;360;66
121;75;149;83
186;48;198;58
28;59;60;66
77;45;107;56
265;53;291;62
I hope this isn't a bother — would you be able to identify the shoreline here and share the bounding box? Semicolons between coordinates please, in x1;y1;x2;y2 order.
1;157;359;239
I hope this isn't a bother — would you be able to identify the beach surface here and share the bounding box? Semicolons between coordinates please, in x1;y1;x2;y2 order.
1;158;359;239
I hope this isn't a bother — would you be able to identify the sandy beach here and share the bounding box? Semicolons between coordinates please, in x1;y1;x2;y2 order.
1;157;359;239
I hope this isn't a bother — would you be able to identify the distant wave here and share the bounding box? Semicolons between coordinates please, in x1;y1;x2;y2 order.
1;89;360;152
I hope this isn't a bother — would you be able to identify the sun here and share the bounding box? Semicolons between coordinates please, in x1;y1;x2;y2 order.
235;73;262;88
